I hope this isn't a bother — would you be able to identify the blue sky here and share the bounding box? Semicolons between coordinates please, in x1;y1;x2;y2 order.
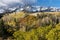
0;0;60;8
36;0;60;7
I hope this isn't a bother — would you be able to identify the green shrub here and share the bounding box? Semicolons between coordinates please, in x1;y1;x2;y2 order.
46;24;60;40
13;29;38;40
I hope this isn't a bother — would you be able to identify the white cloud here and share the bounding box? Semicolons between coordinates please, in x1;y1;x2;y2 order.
20;0;37;5
0;2;7;6
1;0;20;4
0;0;37;8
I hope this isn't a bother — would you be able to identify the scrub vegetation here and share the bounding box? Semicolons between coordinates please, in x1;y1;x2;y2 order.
0;12;60;40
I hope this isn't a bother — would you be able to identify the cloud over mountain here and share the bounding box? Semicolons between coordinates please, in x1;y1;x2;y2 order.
0;0;37;8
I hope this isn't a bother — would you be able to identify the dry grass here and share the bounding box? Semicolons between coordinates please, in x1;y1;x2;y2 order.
2;12;60;20
2;12;25;21
29;12;60;16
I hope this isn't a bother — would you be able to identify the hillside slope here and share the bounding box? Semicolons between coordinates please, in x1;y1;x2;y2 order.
0;12;60;40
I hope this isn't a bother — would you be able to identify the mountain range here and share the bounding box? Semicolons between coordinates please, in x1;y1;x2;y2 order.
0;6;60;13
